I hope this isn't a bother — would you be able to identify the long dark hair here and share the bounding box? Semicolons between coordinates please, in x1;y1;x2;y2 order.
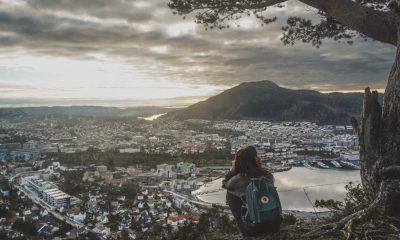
234;145;274;180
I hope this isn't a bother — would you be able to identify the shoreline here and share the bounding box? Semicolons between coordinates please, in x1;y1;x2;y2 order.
283;210;332;221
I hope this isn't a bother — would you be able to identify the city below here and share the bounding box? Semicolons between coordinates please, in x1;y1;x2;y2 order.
0;112;361;239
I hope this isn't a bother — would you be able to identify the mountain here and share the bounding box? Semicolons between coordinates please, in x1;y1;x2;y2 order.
7;106;179;118
0;109;27;118
165;80;383;124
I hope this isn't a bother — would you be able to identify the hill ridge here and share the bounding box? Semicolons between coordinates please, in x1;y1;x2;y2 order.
166;81;382;124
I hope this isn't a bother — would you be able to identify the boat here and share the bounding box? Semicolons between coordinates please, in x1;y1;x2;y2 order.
303;162;313;169
269;165;292;173
330;160;342;168
339;161;360;170
316;162;330;169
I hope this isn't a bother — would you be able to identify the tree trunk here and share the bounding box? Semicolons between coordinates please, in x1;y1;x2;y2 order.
357;28;400;216
299;0;400;46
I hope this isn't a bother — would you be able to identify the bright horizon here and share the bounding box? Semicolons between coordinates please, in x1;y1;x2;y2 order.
0;84;386;108
0;0;395;108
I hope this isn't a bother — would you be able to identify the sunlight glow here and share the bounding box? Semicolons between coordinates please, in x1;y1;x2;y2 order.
149;46;170;54
0;54;226;106
166;22;196;37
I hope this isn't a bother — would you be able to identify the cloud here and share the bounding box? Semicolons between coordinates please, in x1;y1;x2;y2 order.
0;0;396;99
25;0;160;22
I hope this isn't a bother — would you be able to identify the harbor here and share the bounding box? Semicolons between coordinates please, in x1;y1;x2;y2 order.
192;167;361;212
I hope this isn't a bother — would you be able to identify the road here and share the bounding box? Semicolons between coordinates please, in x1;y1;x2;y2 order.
199;166;231;170
163;190;229;210
9;171;85;229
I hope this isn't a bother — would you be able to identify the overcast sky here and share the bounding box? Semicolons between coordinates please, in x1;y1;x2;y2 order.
0;0;396;107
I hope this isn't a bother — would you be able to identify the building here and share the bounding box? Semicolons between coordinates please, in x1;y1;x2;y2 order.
13;167;33;174
24;178;57;197
95;165;108;172
119;148;140;153
134;174;163;186
156;164;176;178
22;177;73;207
42;188;71;207
176;162;196;176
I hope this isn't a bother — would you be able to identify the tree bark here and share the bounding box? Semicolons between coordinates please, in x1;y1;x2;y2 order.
356;28;400;216
171;0;400;46
379;28;400;216
298;0;400;46
257;0;400;46
306;27;400;238
240;0;400;46
357;88;381;200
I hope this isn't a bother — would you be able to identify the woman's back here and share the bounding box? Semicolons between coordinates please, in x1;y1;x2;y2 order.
223;146;281;237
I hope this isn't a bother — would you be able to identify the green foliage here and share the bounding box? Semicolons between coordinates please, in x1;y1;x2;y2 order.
121;180;140;200
169;208;238;240
218;214;237;234
167;222;202;240
60;170;86;195
87;232;100;240
168;0;390;48
55;150;231;169
197;213;210;233
107;214;122;231
151;222;164;238
315;182;369;222
282;213;297;225
54;222;73;237
85;213;96;225
342;182;369;212
107;158;115;171
314;199;344;212
121;229;130;240
12;220;37;236
0;202;11;219
184;121;244;137
168;0;281;30
281;17;358;48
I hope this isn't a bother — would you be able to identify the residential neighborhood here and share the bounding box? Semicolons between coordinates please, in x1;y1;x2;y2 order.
0;113;360;239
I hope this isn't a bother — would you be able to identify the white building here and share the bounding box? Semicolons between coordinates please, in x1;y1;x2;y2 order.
42;188;71;207
23;177;57;197
156;164;176;178
119;148;140;153
176;162;196;176
95;165;108;172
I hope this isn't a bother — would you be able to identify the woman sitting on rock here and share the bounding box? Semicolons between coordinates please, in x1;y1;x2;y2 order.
222;145;282;237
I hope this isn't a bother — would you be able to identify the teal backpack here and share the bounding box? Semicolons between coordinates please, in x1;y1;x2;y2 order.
243;177;282;224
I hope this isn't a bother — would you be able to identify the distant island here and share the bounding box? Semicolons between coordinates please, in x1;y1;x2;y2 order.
165;80;383;125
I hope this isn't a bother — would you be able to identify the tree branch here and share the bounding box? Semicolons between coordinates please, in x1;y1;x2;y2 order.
169;0;400;45
235;0;286;10
298;0;399;46
303;180;388;238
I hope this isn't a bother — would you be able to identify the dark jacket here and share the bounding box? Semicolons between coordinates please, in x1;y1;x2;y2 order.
222;170;250;199
222;170;281;237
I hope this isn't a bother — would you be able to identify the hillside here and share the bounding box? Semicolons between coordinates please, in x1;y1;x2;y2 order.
7;106;178;118
166;80;383;124
0;109;27;118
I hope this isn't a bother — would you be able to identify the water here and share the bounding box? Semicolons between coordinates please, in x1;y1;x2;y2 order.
193;167;361;212
138;113;167;121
